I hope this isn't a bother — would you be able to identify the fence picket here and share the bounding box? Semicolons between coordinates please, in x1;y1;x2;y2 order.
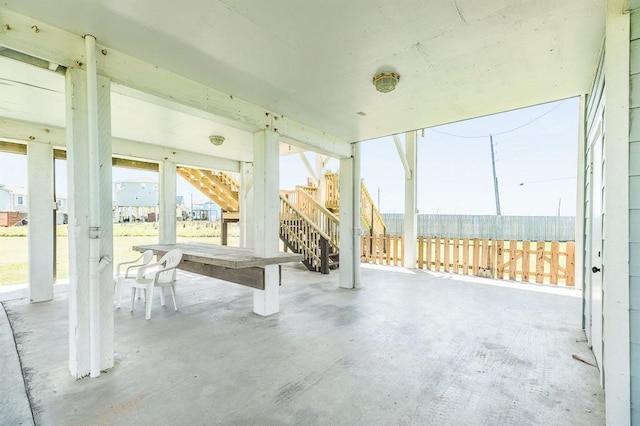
535;241;545;284
444;237;450;272
472;238;480;276
435;237;441;271
550;241;559;284
566;241;575;286
393;235;399;266
509;240;517;281
426;236;432;270
462;238;469;275
522;241;530;282
418;236;424;269
481;238;489;273
496;240;504;279
386;234;391;265
453;237;460;273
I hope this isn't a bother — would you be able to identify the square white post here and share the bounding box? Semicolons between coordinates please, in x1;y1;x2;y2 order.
239;161;254;249
403;131;418;268
601;5;630;424
27;141;55;302
316;154;326;204
352;143;361;286
339;143;360;288
66;39;114;379
159;161;177;244
252;130;279;316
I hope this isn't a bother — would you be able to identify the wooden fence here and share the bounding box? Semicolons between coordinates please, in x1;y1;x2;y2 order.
360;235;575;286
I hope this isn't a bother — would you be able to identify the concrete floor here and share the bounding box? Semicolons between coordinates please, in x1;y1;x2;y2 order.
1;264;604;425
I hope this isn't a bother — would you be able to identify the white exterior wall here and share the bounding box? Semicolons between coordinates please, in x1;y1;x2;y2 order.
0;187;11;211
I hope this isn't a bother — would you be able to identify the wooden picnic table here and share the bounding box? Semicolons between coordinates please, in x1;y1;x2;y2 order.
133;242;302;290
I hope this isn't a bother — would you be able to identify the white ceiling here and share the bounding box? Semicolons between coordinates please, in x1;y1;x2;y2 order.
1;0;605;144
0;56;306;162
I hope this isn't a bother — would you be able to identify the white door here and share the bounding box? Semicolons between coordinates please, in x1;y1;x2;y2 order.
588;122;604;374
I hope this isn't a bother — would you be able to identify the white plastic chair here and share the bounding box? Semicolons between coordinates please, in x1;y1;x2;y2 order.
130;249;183;320
113;250;154;308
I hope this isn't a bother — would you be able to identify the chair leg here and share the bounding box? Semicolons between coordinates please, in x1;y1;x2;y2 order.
115;277;123;309
130;286;136;313
170;283;178;311
145;284;154;320
159;286;166;306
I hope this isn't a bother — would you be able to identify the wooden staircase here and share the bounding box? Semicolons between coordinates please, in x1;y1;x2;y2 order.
176;167;240;213
177;168;385;274
280;188;340;274
324;172;387;256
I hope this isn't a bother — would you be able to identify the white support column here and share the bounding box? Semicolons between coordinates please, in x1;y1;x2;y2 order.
576;94;586;293
66;36;114;379
352;143;362;287
403;131;418;268
159;161;177;244
602;4;631;424
252;130;279;316
339;145;360;289
239;161;254;249
299;153;318;185
316;154;327;204
27;141;54;303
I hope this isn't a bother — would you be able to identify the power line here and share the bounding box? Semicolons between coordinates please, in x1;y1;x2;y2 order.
429;100;568;139
518;176;576;186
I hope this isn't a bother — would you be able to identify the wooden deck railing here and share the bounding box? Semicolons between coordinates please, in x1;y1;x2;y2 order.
360;235;576;286
279;195;335;273
324;172;340;211
360;183;386;236
281;187;340;253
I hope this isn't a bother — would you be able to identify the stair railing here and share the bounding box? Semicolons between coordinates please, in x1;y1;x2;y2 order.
279;195;333;271
290;187;339;252
360;183;386;236
176;167;240;212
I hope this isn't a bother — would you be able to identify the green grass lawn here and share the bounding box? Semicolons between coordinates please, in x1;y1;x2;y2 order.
0;222;239;286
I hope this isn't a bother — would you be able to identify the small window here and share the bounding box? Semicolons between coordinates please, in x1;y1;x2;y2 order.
17;195;24;205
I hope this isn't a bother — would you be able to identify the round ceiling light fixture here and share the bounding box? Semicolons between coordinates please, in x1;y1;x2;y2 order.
373;72;400;93
209;135;225;146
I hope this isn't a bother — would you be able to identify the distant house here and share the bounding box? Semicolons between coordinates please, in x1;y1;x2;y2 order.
0;185;68;226
0;185;27;213
113;179;183;222
113;179;159;222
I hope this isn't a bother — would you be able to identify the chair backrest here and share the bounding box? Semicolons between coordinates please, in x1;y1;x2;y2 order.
156;249;183;284
135;250;158;279
141;250;154;265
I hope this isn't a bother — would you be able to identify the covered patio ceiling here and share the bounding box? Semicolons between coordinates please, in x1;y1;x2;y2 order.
1;0;605;145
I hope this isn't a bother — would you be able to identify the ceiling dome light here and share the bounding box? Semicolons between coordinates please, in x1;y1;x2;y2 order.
373;72;400;93
209;135;225;146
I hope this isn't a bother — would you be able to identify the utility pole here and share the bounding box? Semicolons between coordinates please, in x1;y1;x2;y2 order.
489;134;501;215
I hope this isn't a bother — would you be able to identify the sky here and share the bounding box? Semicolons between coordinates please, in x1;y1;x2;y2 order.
0;97;579;217
282;97;579;216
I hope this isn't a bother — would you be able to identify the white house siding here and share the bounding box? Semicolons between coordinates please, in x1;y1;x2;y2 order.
629;9;640;423
115;181;158;207
0;187;11;211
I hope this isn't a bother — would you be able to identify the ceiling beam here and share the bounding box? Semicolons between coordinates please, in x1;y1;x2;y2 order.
0;117;240;172
0;8;352;159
